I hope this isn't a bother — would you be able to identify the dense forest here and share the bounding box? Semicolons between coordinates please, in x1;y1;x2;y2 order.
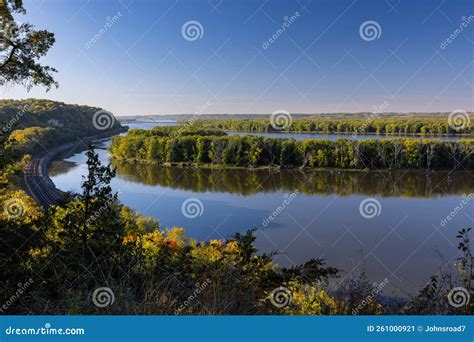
191;117;474;135
110;127;474;170
1;99;126;157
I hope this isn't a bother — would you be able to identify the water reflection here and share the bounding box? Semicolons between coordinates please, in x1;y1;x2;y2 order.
112;161;473;198
49;160;77;177
49;135;474;296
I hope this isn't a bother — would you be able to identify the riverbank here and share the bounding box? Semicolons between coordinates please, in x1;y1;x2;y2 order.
109;156;474;173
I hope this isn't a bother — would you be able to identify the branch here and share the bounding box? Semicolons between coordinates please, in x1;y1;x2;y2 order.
0;39;18;70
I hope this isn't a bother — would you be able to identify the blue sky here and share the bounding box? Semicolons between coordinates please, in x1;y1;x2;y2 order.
3;0;473;116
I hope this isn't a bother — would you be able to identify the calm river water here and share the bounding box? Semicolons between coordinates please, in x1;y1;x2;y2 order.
49;122;474;297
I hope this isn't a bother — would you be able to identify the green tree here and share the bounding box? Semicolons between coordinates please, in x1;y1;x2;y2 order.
0;0;57;90
77;145;118;263
80;144;117;230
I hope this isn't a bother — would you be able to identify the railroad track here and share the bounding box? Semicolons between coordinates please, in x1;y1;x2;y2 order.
24;143;77;208
24;132;121;208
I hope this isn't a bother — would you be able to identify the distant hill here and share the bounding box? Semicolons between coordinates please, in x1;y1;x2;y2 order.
118;112;469;122
0;99;126;155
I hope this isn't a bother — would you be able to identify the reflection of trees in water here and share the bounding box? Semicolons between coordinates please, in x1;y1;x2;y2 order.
48;160;77;177
112;160;473;198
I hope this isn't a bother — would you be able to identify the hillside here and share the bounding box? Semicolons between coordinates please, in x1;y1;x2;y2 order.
0;99;126;155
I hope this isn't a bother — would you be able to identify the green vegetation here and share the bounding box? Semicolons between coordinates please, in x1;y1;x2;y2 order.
1;99;126;156
1;0;57;90
110;127;474;170
193;117;474;136
125;126;227;138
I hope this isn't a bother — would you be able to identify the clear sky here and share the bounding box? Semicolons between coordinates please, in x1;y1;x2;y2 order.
3;0;473;116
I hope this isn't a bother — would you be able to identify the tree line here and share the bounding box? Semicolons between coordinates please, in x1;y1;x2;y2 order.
192;117;473;135
110;128;474;170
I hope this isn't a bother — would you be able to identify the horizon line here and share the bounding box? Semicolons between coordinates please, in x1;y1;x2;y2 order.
116;111;472;117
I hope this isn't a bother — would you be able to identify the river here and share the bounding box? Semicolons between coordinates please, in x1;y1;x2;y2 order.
49;122;474;297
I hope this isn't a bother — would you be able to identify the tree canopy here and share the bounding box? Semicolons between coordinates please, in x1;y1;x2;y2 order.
109;127;474;170
192;117;474;136
0;0;58;90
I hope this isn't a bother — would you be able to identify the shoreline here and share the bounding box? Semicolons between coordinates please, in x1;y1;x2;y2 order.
108;155;469;172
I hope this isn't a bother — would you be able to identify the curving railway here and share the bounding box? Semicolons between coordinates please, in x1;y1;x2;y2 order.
24;132;121;208
24;142;78;208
